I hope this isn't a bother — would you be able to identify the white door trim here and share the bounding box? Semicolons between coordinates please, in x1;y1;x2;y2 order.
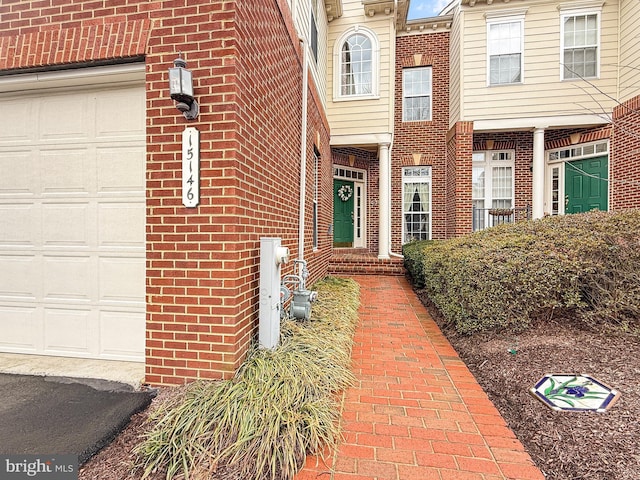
333;166;367;248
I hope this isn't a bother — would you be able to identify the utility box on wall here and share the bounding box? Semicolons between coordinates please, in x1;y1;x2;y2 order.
259;238;290;350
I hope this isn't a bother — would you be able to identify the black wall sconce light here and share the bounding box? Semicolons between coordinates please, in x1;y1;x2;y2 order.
169;55;199;120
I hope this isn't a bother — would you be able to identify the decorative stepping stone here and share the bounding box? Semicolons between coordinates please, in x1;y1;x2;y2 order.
530;374;620;412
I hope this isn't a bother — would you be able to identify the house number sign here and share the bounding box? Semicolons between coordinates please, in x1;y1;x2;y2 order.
182;127;200;208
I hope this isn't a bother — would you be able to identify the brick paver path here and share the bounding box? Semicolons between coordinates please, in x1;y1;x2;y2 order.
295;275;544;480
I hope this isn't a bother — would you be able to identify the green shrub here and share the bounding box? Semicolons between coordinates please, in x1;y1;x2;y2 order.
402;240;433;288
404;210;640;334
136;277;360;480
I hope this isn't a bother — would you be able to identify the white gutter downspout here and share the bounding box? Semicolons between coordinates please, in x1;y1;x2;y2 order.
298;37;309;278
388;6;401;259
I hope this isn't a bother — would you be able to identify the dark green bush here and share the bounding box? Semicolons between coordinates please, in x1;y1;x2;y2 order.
402;240;433;288
404;210;640;334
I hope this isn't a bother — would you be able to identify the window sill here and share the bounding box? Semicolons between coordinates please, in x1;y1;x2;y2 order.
332;94;380;103
486;82;524;87
402;119;433;123
561;76;599;82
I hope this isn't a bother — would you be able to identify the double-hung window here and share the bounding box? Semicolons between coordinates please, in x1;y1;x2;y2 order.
402;167;431;243
402;67;432;122
487;15;524;85
472;152;514;231
561;12;599;79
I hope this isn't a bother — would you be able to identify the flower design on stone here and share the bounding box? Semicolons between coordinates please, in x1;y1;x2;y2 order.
565;385;590;397
543;378;597;407
530;374;621;412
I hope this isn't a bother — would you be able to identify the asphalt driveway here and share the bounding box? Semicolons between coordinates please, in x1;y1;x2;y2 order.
0;373;154;464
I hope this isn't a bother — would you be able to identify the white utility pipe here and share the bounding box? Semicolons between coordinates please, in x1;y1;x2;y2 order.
298;38;309;279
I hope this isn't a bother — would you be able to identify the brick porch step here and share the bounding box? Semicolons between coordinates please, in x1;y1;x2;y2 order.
328;249;405;276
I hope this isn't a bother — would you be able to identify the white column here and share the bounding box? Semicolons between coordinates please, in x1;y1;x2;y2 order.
378;142;391;259
532;128;546;219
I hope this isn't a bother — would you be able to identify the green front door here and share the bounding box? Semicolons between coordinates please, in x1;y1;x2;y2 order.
334;180;354;247
565;156;608;213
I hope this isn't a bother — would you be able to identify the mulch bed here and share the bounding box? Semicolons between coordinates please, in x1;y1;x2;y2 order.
416;289;640;480
81;292;640;480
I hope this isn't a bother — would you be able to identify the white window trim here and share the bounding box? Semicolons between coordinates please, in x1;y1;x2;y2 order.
545;163;565;216
312;149;319;251
472;151;515;231
559;6;602;81
332;25;380;101
485;14;525;87
546;139;609;163
402;166;432;243
402;66;432;122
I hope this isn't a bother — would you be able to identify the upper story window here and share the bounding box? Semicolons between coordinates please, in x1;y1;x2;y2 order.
333;26;379;100
487;17;524;85
341;34;372;95
403;67;432;122
561;12;599;79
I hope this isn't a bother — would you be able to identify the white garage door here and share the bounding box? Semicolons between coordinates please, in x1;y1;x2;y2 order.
0;71;146;361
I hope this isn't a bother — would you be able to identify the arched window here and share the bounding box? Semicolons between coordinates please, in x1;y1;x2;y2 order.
341;34;372;95
334;27;379;99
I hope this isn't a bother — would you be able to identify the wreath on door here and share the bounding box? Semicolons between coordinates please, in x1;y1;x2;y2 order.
337;184;353;202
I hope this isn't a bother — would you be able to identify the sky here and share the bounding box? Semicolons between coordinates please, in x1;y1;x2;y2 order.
407;0;452;20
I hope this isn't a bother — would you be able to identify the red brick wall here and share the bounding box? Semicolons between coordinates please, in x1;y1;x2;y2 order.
445;127;458;238
473;132;533;213
612;95;640;209
393;32;450;245
471;126;612;221
332;147;379;253
0;0;332;385
0;0;154;67
543;125;611;150
445;121;473;237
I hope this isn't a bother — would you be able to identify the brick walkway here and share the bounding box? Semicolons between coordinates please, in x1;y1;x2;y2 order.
295;275;544;480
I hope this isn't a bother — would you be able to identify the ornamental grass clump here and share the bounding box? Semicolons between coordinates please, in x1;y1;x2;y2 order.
135;276;359;480
403;209;640;334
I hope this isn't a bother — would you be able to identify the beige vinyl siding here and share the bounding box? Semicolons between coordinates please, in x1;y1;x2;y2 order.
618;0;640;103
460;0;619;122
449;10;462;126
293;0;328;110
326;0;394;137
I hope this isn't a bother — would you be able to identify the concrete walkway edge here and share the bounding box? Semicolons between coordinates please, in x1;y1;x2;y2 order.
295;275;545;480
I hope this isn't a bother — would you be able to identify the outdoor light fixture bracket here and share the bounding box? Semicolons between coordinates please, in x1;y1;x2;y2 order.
169;56;199;120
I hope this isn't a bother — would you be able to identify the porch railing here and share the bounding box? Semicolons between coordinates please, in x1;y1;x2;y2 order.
472;205;531;231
